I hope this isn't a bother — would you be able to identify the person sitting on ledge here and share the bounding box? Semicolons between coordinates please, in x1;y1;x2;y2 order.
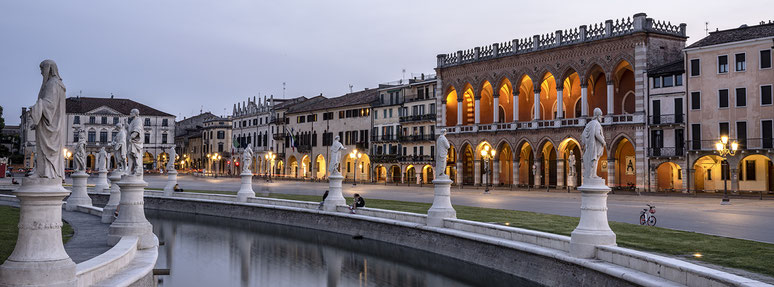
11;178;19;184
318;190;329;210
173;183;184;192
348;193;365;214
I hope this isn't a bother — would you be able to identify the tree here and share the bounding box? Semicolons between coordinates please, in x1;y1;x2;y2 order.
0;105;5;133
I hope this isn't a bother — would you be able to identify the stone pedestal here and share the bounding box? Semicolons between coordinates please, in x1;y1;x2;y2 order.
323;172;346;212
108;175;158;249
66;171;92;211
94;170;110;192
236;172;254;202
570;178;616;258
163;170;178;196
0;178;76;287
101;172;122;224
427;175;456;227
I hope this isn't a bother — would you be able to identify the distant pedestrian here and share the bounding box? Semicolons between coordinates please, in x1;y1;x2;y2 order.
173;184;184;192
318;190;329;210
348;193;365;214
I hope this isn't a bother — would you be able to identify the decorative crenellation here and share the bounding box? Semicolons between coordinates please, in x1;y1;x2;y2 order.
437;13;686;68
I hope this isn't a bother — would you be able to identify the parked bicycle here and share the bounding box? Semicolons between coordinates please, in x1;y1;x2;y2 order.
639;204;657;226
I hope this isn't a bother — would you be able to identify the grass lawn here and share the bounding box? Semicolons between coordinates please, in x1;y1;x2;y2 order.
0;206;73;263
179;189;774;277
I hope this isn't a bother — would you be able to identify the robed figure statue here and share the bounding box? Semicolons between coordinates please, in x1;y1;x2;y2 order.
435;129;450;178
126;109;144;176
97;147;108;172
242;144;253;173
167;145;177;171
73;129;87;172
328;136;346;175
29;60;67;179
112;122;127;173
581;108;606;181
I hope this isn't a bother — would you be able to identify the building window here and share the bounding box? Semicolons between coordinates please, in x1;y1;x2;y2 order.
761;49;772;69
763;120;773;149
690;59;700;76
217;131;225;139
737;121;747;149
691;92;701;110
719;122;729;139
745;160;756;181
653;77;660;88
87;131;96;143
735;53;746;71
113;117;118;124
99;131;108;143
144;133;150;144
735;88;746;107
144;118;151;126
691;124;701;150
162;119;168;126
74;116;80;124
218;143;224;152
662;75;673;87
761;85;773;106
717;55;728;73
718;89;729;108
73;132;79;142
101;116;107;124
675;74;683;86
162;133;168;144
89;116;95;124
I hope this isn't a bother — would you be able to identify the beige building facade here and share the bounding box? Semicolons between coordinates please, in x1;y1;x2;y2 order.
202;117;233;175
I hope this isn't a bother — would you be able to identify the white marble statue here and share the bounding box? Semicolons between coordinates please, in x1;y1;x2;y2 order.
73;129;87;172
568;150;576;177
97;147;108;172
581;108;606;181
28;59;67;179
167;145;177;171
242;144;253;173
435;129;450;177
126;109;144;176
328;136;346;175
112;122;127;173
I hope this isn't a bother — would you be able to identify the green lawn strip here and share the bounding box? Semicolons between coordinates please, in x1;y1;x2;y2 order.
184;190;774;277
0;206;73;263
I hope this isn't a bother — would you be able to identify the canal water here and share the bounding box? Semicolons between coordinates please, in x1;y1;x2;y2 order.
148;210;540;287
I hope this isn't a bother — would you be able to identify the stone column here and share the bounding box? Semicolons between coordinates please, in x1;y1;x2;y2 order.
163;170;178;196
474;98;481;124
102;171;122;224
607;158;616;188
457;98;463;126
323;172;346;211
570;177;616;258
441;101;447;126
512;91;519;123
492;161;500;186
66;171;92;211
606;81;615;116
493;96;500;123
108;175;159;249
556;87;564;119
0;178;77;286
427;174;456;227
456;161;463;187
581;84;589;117
236;171;255;202
474;160;481;186
95;170;110;192
534;161;542;187
513;160;520;186
557;159;565;188
533;88;541;120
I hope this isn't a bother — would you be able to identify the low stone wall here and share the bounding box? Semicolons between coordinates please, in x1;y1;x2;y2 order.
75;236;138;287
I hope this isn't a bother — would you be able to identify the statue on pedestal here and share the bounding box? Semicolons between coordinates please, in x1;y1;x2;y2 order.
167;145;177;171
97;147;108;172
73;129;87;172
126;109;144;176
328;136;346;175
435;129;450;178
568;150;576;177
581;108;606;182
242;144;253;173
28;59;67;179
112;122;127;173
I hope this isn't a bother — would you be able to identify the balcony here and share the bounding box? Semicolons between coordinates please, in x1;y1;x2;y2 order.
398;134;435;142
647;147;684;158
297;144;312;153
273;133;286;140
649;114;684;126
399;114;436;123
269;118;287;125
371;154;399;163
399;155;432;162
371;135;399;143
443;114;645;135
688;138;774;151
356;141;369;151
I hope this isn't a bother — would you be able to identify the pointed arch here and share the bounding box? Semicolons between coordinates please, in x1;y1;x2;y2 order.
480;81;494;124
517;75;534;121
462;83;475;125
445;86;458;126
497;77;514;122
587;64;608;115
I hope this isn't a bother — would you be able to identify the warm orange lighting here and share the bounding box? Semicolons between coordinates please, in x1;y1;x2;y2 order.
693;253;702;258
721;135;728;145
715;143;724;152
731;141;738;151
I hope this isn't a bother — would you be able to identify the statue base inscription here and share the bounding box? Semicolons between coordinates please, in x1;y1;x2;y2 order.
323;172;346;212
570;183;616;258
236;172;255;202
66;171;92;211
427;175;456;227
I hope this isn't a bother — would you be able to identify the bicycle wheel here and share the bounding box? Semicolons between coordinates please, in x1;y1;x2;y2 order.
648;216;657;226
639;214;646;225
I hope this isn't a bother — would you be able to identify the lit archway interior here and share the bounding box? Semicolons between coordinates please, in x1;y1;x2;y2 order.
614;138;636;188
518;143;534;186
587;65;608;115
738;155;773;192
539;73;557;120
462;84;475;125
518;76;534;121
445;87;458;126
315;154;326;179
614;61;635;114
656;162;682;191
498;142;513;185
498;78;513;122
480;81;494;124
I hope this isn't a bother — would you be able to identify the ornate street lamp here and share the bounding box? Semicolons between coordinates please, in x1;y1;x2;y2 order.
349;149;363;186
715;135;738;205
480;145;496;194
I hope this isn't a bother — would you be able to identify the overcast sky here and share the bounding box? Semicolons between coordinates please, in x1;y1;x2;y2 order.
1;1;770;125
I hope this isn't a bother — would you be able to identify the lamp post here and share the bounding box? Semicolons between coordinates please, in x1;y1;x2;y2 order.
265;151;275;182
206;153;211;176
480;145;496;194
715;135;738;205
349;149;362;186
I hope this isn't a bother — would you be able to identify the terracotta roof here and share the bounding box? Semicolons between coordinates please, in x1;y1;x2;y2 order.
287;89;378;114
273;96;308;110
648;60;684;76
686;23;774;49
66;97;174;117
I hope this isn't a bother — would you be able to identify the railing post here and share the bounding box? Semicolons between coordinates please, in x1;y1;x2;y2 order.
605;20;613;36
679;23;687;36
474;47;480;60
512;39;518;53
456;50;463;65
436;54;445;68
633;12;647;31
493;43;499;57
533;35;540;51
555;30;563;46
579;25;587;42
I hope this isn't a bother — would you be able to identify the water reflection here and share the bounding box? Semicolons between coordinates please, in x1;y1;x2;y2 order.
148;210;539;287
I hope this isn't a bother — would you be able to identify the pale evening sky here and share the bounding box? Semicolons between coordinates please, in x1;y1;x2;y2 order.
1;0;770;125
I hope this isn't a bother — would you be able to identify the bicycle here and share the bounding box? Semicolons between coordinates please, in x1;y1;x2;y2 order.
639;204;657;226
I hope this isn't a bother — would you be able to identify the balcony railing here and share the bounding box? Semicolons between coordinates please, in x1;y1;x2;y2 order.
647;147;684;158
398;134;435;142
273;133;286;140
443;114;645;134
371;135;399;143
649;114;684;125
688;138;774;151
269;118;286;125
372;154;399;163
399;114;436;123
399;155;432;162
297;144;312;153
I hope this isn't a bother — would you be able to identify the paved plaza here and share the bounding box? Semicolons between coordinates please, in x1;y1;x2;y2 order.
129;175;774;244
